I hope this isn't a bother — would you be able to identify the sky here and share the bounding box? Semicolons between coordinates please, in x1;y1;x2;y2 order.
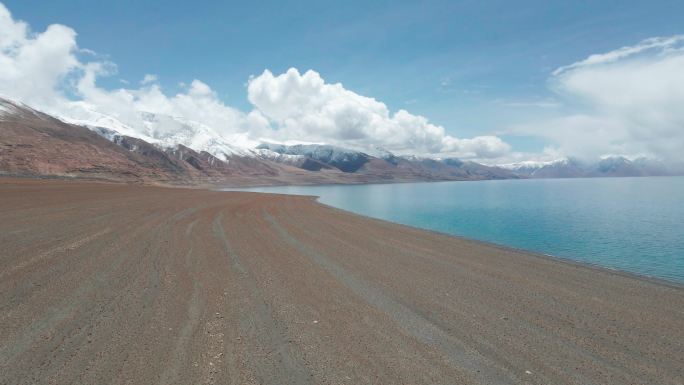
1;0;683;163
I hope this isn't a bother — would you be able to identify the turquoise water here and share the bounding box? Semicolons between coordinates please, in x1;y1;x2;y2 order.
226;177;684;283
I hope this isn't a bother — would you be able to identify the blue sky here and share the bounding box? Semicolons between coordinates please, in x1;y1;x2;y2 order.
2;0;684;161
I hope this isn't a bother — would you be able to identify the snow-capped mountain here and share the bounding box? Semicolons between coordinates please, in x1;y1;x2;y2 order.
57;102;254;160
503;157;683;178
499;159;572;177
2;96;682;185
256;143;372;172
137;113;255;159
1;96;515;184
499;159;564;171
251;148;338;172
0;97;45;121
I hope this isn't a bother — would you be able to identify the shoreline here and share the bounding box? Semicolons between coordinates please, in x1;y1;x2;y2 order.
5;171;682;191
1;178;682;384
222;184;684;288
315;197;684;290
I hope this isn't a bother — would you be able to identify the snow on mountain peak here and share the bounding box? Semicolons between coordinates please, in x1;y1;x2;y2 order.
54;102;256;160
0;102;16;119
135;112;253;159
0;97;46;121
60;107;156;143
497;158;568;170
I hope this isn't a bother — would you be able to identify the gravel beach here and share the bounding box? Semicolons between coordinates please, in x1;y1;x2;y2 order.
1;178;682;385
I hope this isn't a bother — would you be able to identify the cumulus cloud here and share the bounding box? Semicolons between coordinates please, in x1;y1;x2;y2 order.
74;63;266;138
247;68;510;158
0;2;511;160
0;2;267;148
0;4;78;107
4;1;683;164
513;35;684;161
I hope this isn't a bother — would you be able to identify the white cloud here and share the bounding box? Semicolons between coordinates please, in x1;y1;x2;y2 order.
0;2;510;160
0;3;267;150
4;2;684;165
0;4;78;107
483;146;565;167
76;64;257;136
140;74;158;85
513;35;684;161
552;35;684;76
248;68;510;158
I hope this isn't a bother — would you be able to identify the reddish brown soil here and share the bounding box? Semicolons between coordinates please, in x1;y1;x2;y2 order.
1;178;682;385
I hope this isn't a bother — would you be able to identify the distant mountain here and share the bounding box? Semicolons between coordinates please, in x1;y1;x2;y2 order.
2;97;681;186
503;157;684;178
254;143;519;180
60;103;253;160
0;97;519;185
256;143;372;172
0;98;292;185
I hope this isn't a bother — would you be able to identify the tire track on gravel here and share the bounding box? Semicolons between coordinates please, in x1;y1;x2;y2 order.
0;227;112;280
0;210;169;378
213;212;313;385
278;207;604;384
158;218;204;385
264;211;521;385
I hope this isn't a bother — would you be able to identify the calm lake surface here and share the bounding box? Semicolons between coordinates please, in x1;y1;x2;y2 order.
225;176;684;283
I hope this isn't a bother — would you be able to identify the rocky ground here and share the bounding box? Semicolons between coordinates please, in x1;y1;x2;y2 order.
1;178;682;385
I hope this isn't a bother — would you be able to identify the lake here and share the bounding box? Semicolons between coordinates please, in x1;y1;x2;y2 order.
225;176;684;283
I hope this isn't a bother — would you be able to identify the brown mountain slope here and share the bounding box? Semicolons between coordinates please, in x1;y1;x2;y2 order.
0;99;301;185
0;98;520;186
0;102;170;183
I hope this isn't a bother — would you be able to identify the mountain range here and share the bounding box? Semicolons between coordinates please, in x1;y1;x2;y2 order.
0;97;681;186
501;157;684;179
